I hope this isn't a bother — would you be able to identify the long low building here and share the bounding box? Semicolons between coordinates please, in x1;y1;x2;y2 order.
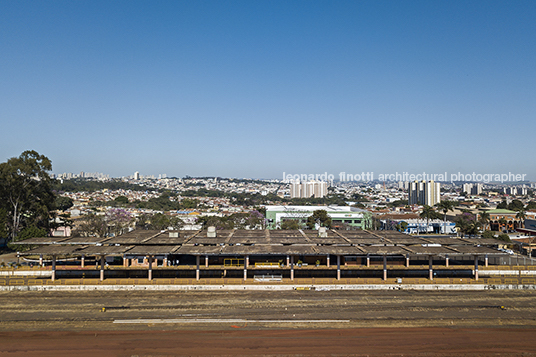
265;205;373;230
14;228;507;282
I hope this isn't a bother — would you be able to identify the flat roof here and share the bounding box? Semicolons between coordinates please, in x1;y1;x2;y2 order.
22;245;83;256
14;229;508;257
10;237;71;245
77;245;134;256
58;237;111;244
126;245;181;255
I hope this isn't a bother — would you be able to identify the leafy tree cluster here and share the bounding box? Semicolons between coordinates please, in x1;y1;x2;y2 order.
133;192;198;211
73;208;133;237
136;212;183;230
497;199;526;211
306;210;332;229
196;210;265;230
0;151;55;243
53;178;151;193
387;200;408;208
280;219;301;230
88;191;200;211
55;196;74;211
455;212;480;237
180;188;349;207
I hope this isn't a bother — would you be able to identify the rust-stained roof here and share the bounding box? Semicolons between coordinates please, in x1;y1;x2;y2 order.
22;245;83;255
176;245;223;255
56;236;111;244
126;245;181;255
10;237;71;245
360;246;411;255
77;245;134;255
402;246;457;255
15;229;508;257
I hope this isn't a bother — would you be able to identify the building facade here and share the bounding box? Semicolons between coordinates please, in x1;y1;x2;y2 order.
290;180;328;198
265;205;372;230
408;180;440;206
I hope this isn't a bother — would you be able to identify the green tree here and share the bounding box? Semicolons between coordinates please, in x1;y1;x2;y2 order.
419;205;435;234
7;225;47;251
142;212;183;230
497;233;511;243
105;208;133;237
55;196;74;211
516;210;526;228
478;211;490;231
497;200;508;209
481;230;495;239
0;208;8;239
306;210;332;229
508;199;524;211
280;219;301;230
498;217;508;232
526;201;536;210
114;196;129;205
455;213;480;237
180;198;198;209
0;150;55;242
74;214;107;237
436;200;456;234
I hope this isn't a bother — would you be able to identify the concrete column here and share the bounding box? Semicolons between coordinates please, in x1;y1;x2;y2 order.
405;254;410;267
205;255;209;268
123;255;128;267
196;255;200;281
81;254;85;268
429;256;433;280
100;256;105;281
383;255;387;280
51;255;56;282
485;254;488;267
366;255;370;267
445;254;449;267
474;256;479;281
148;255;153;281
243;255;248;281
290;255;294;281
39;254;43;267
326;255;330;267
336;255;341;280
286;255;290;266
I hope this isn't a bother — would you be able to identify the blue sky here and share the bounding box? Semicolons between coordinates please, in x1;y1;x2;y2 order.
1;1;535;180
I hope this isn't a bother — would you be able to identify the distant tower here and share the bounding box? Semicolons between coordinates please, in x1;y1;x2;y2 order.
134;171;140;180
408;180;440;206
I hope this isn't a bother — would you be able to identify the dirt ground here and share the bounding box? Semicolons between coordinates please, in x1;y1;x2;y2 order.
1;290;535;356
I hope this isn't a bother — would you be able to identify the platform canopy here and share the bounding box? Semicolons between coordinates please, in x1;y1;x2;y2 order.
14;229;508;258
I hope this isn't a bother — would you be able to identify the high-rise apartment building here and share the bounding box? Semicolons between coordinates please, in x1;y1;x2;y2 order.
134;171;140;180
408;180;440;206
290;180;328;198
462;183;483;195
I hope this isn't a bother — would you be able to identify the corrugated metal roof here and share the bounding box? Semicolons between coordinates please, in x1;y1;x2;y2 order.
11;237;71;245
22;245;83;255
77;245;134;255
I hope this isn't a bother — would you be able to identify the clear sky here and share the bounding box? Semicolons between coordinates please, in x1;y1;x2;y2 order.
1;1;535;180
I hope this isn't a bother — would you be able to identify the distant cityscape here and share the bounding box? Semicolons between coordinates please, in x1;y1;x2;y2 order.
46;168;536;237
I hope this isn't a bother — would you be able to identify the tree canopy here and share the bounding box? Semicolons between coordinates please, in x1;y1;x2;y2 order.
0;150;55;242
306;210;332;229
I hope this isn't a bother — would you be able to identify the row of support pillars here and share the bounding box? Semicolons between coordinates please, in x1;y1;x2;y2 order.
46;253;489;282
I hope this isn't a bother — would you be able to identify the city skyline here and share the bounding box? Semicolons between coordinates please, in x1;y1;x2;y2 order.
2;1;536;179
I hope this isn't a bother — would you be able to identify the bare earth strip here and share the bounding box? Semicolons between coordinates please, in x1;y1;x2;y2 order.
1;290;535;356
